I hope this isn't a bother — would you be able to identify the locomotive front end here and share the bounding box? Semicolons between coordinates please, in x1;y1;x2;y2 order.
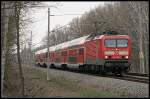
103;35;131;75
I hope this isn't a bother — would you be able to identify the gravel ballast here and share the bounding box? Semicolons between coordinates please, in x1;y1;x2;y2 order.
29;66;149;97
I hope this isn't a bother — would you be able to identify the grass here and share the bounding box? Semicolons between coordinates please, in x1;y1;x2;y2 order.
24;66;120;97
78;86;116;97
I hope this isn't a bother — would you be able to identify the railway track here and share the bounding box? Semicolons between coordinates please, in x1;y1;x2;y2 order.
126;72;149;77
120;74;149;84
38;66;149;84
80;71;149;84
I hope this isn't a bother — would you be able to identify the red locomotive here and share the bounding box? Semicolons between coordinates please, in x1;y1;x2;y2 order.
35;31;131;76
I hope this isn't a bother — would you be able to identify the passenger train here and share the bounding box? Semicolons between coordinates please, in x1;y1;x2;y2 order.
35;31;131;76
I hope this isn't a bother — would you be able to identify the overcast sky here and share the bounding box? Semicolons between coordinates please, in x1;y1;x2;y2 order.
26;2;105;48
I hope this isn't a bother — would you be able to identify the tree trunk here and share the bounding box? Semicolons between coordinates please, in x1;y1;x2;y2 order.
1;5;9;96
143;34;149;74
15;3;25;97
138;5;145;74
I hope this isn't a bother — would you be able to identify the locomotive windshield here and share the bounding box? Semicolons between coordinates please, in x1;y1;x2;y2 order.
117;40;128;47
105;39;128;47
105;40;116;47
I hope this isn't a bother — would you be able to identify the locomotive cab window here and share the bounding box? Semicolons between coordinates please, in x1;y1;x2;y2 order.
105;40;116;47
105;39;128;47
117;39;128;47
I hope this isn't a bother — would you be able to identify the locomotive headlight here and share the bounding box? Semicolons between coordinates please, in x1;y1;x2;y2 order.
105;56;108;59
125;56;128;59
104;51;114;55
119;51;128;55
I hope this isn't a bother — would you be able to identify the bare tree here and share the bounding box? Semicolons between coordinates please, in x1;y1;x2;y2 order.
1;1;16;96
1;1;43;97
14;2;25;96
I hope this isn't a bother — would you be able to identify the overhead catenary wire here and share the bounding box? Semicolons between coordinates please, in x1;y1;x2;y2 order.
50;14;84;16
31;19;106;48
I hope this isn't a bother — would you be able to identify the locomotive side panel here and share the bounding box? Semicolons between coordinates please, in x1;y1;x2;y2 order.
85;39;101;65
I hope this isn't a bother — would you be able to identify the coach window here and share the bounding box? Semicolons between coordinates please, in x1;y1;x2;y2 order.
79;48;84;55
43;53;45;58
62;51;67;56
50;52;52;57
61;51;64;56
56;51;59;55
45;52;48;58
64;51;67;56
49;52;51;57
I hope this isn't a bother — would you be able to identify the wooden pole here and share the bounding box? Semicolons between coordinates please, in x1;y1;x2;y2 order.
47;8;50;81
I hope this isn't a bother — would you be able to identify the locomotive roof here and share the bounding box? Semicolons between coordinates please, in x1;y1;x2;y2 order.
104;35;130;39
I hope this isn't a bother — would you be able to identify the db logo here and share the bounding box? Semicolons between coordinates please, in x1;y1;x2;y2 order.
114;51;119;55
